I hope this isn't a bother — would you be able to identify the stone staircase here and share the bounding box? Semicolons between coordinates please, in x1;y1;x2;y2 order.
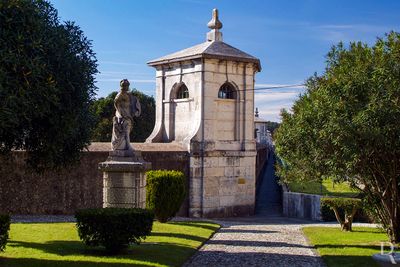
255;153;282;216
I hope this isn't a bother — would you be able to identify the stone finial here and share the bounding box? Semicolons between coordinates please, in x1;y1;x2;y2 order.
207;8;223;42
207;9;223;30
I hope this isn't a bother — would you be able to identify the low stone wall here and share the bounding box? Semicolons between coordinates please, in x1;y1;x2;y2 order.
0;142;267;217
0;143;189;215
282;190;322;221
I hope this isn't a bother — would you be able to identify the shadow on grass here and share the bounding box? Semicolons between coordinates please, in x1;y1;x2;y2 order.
350;228;384;233
322;255;380;267
314;243;382;250
7;240;197;267
0;257;149;267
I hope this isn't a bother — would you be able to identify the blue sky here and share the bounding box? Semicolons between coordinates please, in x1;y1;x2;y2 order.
51;0;400;121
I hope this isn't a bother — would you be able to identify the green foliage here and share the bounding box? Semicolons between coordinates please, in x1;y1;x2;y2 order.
321;197;362;231
275;32;400;241
91;89;155;142
320;200;370;223
75;208;154;253
0;214;10;252
0;0;98;170
90;92;117;142
321;197;362;213
265;121;280;136
146;170;186;223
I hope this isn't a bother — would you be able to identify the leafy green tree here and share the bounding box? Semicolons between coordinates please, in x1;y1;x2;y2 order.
91;92;117;142
91;90;155;142
0;0;98;169
265;121;280;136
275;32;400;243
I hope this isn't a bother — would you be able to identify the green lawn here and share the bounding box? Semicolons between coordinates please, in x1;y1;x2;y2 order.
0;221;219;267
303;226;391;267
288;178;359;197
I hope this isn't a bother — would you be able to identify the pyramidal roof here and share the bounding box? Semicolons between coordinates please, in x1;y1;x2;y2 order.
147;9;261;71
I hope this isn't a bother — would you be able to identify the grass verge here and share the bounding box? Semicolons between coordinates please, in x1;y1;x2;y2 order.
0;221;219;267
303;226;391;267
287;178;359;197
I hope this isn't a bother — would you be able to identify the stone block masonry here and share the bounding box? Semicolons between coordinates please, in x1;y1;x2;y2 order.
189;150;257;218
0;143;190;215
0;143;267;217
282;191;322;221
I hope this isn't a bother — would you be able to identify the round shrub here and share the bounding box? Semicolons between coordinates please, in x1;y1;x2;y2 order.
0;214;10;252
146;170;186;223
75;208;154;253
321;197;362;231
321;200;371;223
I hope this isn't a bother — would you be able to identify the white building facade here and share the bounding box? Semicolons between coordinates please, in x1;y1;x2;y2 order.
254;108;274;147
146;9;261;217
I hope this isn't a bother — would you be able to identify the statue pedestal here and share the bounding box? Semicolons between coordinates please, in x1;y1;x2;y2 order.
99;151;151;208
372;253;400;266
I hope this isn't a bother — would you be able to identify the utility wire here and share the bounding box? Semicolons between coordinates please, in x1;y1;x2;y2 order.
236;84;306;92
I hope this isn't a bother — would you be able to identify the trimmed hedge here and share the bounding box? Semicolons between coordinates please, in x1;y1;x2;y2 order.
321;197;362;231
321;201;371;222
146;170;186;223
75;208;154;253
0;214;10;252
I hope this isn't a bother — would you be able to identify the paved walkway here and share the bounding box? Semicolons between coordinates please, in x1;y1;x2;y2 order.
256;154;282;216
184;215;327;267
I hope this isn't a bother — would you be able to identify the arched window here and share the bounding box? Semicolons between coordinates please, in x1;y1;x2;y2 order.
218;82;236;99
176;84;189;99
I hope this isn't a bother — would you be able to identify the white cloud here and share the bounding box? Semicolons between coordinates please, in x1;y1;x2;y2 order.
255;91;300;101
254;87;305;122
316;24;391;33
312;23;397;43
255;83;306;89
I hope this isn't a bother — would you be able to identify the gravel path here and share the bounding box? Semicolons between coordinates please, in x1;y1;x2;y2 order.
184;215;379;267
184;215;341;267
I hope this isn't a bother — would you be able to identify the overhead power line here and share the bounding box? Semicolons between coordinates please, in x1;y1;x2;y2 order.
236;84;306;92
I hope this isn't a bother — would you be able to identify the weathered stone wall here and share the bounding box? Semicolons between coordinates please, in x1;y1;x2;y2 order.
0;144;189;215
189;150;257;218
0;142;266;217
282;191;322;221
0;151;106;215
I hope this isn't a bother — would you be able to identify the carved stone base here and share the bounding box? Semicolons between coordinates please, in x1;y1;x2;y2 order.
372;253;400;266
107;150;145;162
99;153;151;209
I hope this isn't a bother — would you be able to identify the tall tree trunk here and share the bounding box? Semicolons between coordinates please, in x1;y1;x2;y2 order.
343;206;357;232
389;175;400;244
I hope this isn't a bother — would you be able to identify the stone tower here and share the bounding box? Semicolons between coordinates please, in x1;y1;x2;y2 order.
147;9;261;217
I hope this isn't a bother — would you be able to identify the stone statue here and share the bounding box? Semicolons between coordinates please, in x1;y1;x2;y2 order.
111;79;141;153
